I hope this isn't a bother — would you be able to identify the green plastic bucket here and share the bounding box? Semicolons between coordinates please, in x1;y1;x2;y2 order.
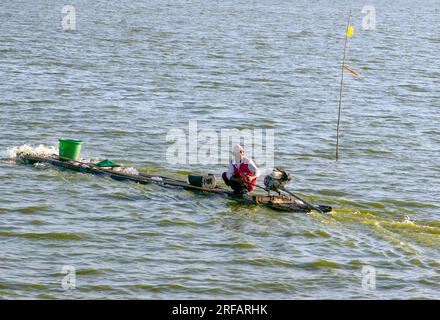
59;139;82;161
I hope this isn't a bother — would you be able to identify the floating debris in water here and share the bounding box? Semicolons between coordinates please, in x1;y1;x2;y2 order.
80;158;101;163
112;167;139;175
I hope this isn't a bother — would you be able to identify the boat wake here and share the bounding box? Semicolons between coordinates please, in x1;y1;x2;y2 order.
6;144;58;161
6;144;141;175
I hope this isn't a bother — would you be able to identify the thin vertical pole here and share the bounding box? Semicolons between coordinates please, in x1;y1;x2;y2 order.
336;13;352;161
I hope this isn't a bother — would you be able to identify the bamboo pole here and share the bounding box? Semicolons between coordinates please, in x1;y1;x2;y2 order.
336;12;352;161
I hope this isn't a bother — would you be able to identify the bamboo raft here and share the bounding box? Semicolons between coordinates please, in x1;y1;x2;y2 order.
18;154;332;213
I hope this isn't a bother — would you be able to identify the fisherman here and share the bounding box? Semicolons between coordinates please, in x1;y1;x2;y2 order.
222;144;261;195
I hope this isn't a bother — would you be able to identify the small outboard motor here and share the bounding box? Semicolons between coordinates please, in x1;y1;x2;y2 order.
263;168;292;195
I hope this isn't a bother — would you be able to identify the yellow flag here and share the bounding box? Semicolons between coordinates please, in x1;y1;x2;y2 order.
343;65;362;78
346;25;354;38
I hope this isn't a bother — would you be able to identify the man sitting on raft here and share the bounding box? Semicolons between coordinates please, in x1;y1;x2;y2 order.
222;144;261;195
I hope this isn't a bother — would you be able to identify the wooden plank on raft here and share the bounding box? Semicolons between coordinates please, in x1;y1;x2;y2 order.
17;154;320;213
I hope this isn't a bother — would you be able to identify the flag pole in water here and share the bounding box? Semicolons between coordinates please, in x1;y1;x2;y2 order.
336;12;356;161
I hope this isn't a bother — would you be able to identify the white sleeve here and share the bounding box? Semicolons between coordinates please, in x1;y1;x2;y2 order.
226;162;234;179
247;159;261;177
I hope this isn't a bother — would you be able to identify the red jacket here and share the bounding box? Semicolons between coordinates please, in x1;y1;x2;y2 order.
229;157;259;192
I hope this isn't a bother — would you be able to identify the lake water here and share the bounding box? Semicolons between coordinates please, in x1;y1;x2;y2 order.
0;0;439;299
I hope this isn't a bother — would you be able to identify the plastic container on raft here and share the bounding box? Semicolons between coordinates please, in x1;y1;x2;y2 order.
59;139;82;161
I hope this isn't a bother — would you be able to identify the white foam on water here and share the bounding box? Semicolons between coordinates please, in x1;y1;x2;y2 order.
6;144;58;160
403;215;415;225
33;162;51;169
